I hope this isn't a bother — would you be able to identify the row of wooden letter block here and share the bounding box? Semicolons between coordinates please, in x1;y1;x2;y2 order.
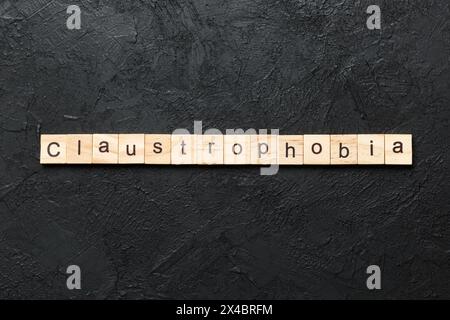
40;134;412;165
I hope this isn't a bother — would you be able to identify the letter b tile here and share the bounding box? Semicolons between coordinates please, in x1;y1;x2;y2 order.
331;135;357;165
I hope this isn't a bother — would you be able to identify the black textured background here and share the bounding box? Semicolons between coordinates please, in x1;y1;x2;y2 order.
1;0;449;299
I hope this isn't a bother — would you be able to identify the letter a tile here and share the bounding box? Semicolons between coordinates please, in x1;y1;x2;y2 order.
92;134;118;164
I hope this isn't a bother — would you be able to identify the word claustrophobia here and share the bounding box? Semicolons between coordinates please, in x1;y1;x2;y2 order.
40;134;412;165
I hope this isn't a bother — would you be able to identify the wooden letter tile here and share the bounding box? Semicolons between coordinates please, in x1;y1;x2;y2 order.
42;132;413;167
331;135;357;165
357;134;384;165
278;135;303;165
385;134;412;165
92;134;118;164
66;134;92;164
196;134;224;165
40;134;67;164
171;134;195;165
250;134;278;165
304;135;330;165
145;134;171;164
224;135;251;164
119;134;145;164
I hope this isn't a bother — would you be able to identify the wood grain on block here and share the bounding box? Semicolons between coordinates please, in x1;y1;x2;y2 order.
357;134;384;165
385;134;412;165
42;133;412;166
304;135;330;165
66;134;92;164
331;135;357;165
171;134;195;165
250;134;278;165
224;134;251;165
145;134;171;164
278;135;304;165
118;134;145;164
92;134;119;164
196;134;224;165
40;134;67;164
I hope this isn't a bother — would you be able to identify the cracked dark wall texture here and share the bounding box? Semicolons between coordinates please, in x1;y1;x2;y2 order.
0;0;449;299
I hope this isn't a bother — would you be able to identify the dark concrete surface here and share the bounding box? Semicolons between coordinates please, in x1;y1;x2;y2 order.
0;0;449;299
